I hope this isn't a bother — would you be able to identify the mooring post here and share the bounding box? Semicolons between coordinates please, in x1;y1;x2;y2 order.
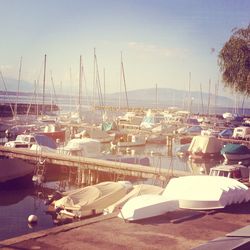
166;135;173;156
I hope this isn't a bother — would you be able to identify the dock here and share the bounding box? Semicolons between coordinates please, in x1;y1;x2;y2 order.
1;202;250;249
0;146;189;185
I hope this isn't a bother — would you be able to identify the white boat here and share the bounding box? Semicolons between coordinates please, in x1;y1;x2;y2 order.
58;138;102;158
118;194;178;221
0;158;35;186
75;128;114;143
54;181;133;218
162;175;250;210
104;184;164;214
188;135;223;160
209;164;249;181
5;134;57;151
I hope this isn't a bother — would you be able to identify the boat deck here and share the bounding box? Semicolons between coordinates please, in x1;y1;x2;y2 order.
2;202;250;249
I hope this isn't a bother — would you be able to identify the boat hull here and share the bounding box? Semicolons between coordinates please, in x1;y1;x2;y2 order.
118;194;178;221
0;158;35;187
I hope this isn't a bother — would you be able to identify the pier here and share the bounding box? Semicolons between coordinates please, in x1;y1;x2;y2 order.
0;146;189;185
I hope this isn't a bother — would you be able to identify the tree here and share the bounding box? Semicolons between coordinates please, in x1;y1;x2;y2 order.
218;25;250;96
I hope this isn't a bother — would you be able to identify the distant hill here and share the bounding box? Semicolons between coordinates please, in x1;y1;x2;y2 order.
106;87;236;108
1;78;243;109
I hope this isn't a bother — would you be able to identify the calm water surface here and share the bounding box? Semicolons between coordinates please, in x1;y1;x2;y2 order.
0;142;223;241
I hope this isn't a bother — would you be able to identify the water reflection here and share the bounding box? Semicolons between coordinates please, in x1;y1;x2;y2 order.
187;158;223;175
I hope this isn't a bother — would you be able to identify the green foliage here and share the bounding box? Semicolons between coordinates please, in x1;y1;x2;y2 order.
218;25;250;95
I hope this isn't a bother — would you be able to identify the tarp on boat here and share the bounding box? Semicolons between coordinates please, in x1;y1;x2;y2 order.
61;138;101;157
54;181;133;217
221;143;250;155
188;135;223;154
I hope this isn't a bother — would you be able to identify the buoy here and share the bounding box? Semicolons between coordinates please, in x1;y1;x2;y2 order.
28;214;38;224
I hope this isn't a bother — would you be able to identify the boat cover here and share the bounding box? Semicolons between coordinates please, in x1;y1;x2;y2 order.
221;143;250;155
188;135;223;154
54;181;132;217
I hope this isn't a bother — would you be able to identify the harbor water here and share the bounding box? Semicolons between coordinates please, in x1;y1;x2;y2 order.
0;140;223;241
0;99;238;241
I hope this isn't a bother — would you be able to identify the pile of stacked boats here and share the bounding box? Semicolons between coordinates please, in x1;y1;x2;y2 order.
48;175;250;222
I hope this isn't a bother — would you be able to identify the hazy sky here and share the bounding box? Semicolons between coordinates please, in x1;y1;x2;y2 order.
0;0;249;95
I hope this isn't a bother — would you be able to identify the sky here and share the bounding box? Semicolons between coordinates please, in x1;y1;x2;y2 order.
0;0;249;97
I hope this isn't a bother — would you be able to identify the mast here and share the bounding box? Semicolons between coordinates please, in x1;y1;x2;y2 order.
0;71;14;116
207;78;211;116
188;72;191;114
103;68;106;107
14;56;22;119
42;54;47;115
120;52;129;109
155;83;158;109
79;55;82;114
200;83;204;114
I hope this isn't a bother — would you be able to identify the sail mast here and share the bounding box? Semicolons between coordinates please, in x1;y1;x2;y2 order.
121;52;129;109
42;54;47;115
14;56;22;119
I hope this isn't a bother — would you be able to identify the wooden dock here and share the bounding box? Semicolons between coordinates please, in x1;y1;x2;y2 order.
0;146;189;184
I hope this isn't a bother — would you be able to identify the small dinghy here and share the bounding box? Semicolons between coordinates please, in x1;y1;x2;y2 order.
118;194;178;221
104;184;164;214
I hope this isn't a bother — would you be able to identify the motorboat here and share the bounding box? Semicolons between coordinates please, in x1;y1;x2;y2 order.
209;164;249;183
5;133;57;152
162;175;250;210
58;138;102;158
53;181;133;218
188;135;223;160
117;194;178;221
221;143;250;162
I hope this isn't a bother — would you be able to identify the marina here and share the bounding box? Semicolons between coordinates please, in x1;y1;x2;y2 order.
0;1;250;248
1;105;250;243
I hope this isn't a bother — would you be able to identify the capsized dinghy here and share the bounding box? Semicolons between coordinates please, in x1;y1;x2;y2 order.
118;194;178;221
162;175;250;210
104;184;164;214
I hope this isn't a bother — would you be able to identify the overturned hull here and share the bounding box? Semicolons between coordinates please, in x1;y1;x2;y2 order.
118;194;178;221
162;175;250;210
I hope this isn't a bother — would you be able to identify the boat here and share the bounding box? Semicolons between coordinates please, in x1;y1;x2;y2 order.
53;181;133;218
177;125;203;136
209;164;249;183
218;128;234;139
188;135;223;160
0;158;35;187
104;184;164;214
117;194;178;221
75;128;114;143
175;143;190;158
221;143;250;162
42;124;66;143
232;126;250;140
58;137;101;158
113;133;146;147
5;133;57;152
162;175;250;210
